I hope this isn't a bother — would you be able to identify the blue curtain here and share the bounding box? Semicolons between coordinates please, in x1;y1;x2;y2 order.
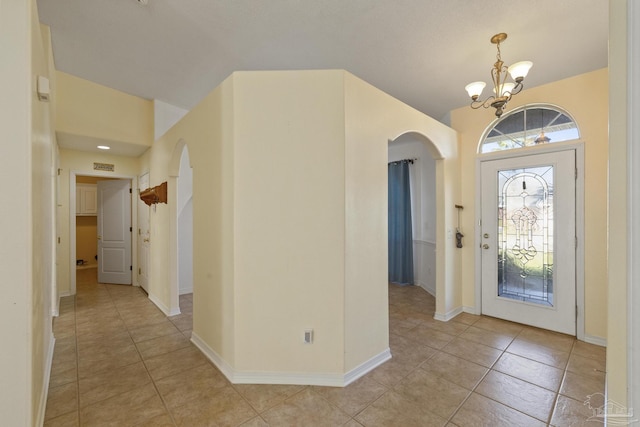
388;160;414;285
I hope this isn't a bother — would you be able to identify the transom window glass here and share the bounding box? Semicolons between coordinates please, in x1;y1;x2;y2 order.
481;106;579;153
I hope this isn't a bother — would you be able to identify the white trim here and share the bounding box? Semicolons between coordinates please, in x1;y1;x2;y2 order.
168;141;189;316
475;142;586;339
462;306;479;315
36;334;56;427
583;334;607;348
575;146;586;342
343;348;392;386
414;239;436;246
190;332;235;381
419;282;436;297
434;306;463;322
54;291;73;317
148;292;181;316
69;170;137;295
191;332;391;387
628;0;640;415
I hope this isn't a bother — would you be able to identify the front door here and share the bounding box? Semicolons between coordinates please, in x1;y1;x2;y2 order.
481;150;576;335
97;179;132;285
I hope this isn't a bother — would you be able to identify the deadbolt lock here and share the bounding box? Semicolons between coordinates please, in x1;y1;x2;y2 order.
483;233;489;238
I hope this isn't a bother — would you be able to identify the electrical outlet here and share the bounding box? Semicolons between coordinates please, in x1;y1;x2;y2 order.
304;329;313;344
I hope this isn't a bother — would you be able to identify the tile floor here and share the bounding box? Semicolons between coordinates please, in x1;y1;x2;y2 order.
45;270;606;426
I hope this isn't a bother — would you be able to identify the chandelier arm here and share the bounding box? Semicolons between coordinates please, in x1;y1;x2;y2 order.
508;81;524;96
470;95;497;110
482;97;497;109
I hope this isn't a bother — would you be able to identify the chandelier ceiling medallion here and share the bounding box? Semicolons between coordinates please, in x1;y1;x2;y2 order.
465;33;532;118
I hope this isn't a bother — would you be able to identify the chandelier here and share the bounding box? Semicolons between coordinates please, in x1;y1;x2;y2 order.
464;33;532;117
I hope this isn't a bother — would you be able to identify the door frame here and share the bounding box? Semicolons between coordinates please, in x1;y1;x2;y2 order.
137;171;150;293
69;170;138;295
474;141;585;339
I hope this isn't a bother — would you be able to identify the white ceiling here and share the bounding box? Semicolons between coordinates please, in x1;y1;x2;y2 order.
38;0;608;142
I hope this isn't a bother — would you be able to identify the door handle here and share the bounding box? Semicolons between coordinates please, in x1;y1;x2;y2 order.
97;235;101;240
143;238;150;243
482;244;490;249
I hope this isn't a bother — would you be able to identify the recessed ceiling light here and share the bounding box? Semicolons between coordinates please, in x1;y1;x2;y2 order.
97;145;110;150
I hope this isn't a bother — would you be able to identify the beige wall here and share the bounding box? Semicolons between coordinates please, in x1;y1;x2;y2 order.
31;10;57;425
150;77;235;359
451;68;609;341
150;70;458;383
232;71;353;374
0;0;57;423
606;0;628;409
343;73;459;368
57;149;141;295
56;71;153;149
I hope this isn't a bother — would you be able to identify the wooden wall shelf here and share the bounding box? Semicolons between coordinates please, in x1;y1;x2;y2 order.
140;181;167;206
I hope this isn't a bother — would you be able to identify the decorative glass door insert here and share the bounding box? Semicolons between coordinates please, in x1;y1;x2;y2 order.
498;166;553;306
480;150;576;335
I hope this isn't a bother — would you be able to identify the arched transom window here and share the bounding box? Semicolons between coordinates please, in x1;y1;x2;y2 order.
480;105;580;153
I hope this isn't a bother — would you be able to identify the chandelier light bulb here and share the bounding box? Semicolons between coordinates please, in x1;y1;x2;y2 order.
493;82;516;97
508;61;533;82
465;81;486;99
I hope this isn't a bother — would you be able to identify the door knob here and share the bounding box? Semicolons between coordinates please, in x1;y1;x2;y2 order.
97;235;101;240
482;244;490;249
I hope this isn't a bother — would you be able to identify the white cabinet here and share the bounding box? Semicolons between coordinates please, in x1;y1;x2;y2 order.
76;184;97;216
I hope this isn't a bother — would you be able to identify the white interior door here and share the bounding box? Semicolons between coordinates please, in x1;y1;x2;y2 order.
137;173;150;292
481;150;576;335
97;179;132;285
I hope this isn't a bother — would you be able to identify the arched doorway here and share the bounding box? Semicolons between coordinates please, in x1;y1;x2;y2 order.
388;133;438;296
386;130;457;322
168;140;193;315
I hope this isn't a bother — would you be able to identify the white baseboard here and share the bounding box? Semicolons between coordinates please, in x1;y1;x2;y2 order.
434;306;464;322
36;334;55;427
417;281;436;298
191;332;391;387
53;291;74;317
148;292;181;316
462;306;479;315
343;348;392;386
190;332;235;381
179;285;193;296
583;334;607;347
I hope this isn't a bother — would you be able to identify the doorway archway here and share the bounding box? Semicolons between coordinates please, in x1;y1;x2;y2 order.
388;133;437;296
168;139;193;315
387;131;456;321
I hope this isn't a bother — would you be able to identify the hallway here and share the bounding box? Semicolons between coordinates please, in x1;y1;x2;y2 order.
44;270;604;426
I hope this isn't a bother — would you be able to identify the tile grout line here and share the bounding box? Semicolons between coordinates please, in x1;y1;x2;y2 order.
445;337;508;424
110;284;181;427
